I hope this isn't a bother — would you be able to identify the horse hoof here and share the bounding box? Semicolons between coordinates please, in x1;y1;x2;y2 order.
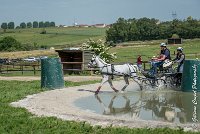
114;90;119;93
95;91;99;95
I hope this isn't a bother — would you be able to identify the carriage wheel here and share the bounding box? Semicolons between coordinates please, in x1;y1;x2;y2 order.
165;76;174;88
141;79;152;90
154;79;166;89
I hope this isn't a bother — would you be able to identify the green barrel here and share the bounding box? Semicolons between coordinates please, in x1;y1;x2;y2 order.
41;58;64;89
181;60;200;92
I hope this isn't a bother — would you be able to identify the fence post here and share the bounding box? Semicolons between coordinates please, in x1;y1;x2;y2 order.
143;62;146;70
21;65;23;75
33;65;36;75
0;64;2;73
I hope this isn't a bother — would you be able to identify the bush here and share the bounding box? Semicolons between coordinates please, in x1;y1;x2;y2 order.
0;36;23;52
0;36;40;51
82;39;116;63
40;28;46;34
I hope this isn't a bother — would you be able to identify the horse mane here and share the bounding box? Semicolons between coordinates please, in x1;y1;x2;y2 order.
96;56;109;65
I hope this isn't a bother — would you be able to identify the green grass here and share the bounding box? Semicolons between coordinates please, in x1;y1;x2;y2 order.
110;39;200;63
0;80;198;134
0;27;107;47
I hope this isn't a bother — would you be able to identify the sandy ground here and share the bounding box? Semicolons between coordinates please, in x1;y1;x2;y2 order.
10;79;200;132
0;76;101;82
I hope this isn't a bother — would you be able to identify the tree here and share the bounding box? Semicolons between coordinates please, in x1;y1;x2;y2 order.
50;22;55;27
106;17;200;42
44;21;50;27
20;22;26;28
15;26;21;29
39;21;44;28
1;23;7;32
27;22;32;28
8;22;15;29
33;21;38;28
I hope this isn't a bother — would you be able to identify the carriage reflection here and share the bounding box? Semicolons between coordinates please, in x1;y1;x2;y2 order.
94;91;197;123
95;94;142;118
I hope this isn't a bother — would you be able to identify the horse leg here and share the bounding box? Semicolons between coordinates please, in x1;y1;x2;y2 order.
121;76;129;91
95;75;109;95
131;73;143;90
108;76;118;93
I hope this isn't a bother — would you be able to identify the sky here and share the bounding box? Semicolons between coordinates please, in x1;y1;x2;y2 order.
0;0;199;26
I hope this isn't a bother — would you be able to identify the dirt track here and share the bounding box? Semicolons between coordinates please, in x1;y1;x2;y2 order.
10;79;200;132
0;76;101;82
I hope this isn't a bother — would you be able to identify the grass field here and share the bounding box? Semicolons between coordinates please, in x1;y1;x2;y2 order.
0;27;200;75
0;27;107;48
110;38;200;63
0;80;196;134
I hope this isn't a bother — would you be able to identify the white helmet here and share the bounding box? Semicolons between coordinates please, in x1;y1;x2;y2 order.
177;47;183;52
160;43;166;47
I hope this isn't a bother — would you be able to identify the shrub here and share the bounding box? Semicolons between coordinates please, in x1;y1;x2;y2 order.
0;37;40;51
0;36;22;52
40;28;46;34
82;39;116;63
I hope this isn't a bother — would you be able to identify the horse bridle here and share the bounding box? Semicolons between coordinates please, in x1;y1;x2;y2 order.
88;57;97;67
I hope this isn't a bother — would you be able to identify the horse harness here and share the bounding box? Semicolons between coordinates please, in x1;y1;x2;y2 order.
100;63;137;79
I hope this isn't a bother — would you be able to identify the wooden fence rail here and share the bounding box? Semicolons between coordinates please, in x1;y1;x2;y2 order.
0;63;40;75
0;61;152;75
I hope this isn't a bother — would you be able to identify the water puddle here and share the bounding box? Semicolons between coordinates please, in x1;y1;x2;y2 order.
74;90;200;124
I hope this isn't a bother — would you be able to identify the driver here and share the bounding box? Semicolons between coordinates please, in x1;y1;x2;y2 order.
149;43;171;77
172;47;185;73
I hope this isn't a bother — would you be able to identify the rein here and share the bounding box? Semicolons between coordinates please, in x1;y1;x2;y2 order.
91;56;138;78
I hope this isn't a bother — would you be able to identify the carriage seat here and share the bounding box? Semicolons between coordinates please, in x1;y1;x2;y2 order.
163;60;173;69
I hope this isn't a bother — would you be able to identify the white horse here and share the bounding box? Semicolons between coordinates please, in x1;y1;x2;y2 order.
88;55;142;94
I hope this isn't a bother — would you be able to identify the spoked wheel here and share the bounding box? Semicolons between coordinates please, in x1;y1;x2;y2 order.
165;76;175;88
141;78;166;90
141;79;153;90
154;79;166;89
176;77;182;88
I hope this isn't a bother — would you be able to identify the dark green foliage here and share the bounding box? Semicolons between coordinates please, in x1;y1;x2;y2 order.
21;42;40;51
44;21;50;27
33;21;39;28
7;22;15;29
39;21;44;28
15;26;21;29
0;36;22;51
50;21;56;27
27;22;32;28
106;17;200;43
0;36;40;51
1;22;7;30
20;22;26;28
1;21;55;29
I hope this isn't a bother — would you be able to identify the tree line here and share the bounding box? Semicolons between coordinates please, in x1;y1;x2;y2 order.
1;21;56;30
106;16;200;43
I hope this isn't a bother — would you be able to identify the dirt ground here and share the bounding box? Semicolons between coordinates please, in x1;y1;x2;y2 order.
0;76;101;82
10;78;200;132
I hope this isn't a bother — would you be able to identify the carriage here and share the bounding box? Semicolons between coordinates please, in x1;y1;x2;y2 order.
88;55;182;94
140;60;182;90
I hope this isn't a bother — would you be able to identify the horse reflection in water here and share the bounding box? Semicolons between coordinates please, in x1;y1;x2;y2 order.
88;55;142;95
94;92;189;123
95;94;143;118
